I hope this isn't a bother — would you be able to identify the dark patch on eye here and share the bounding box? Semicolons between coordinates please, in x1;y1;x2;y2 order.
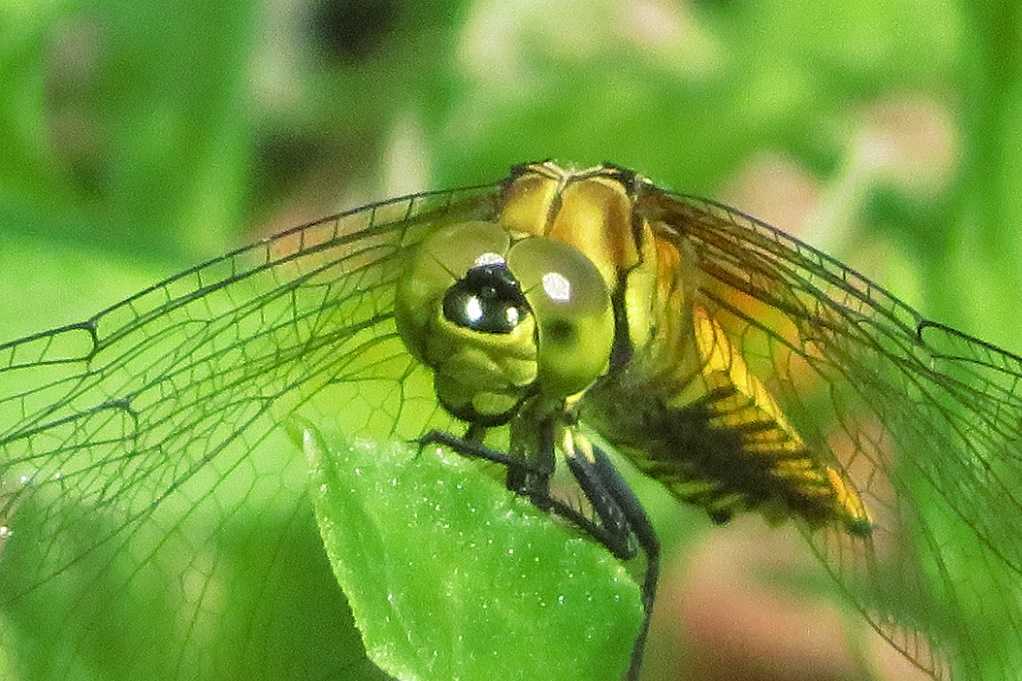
545;319;576;345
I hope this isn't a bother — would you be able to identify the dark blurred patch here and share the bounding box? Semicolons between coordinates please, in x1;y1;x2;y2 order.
44;17;107;198
253;130;326;202
309;0;400;62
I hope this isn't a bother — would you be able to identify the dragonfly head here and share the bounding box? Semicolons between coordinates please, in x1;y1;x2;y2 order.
396;221;614;425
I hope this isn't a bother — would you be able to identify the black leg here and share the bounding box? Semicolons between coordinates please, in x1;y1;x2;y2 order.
575;444;660;681
562;449;635;559
523;440;660;681
417;429;544;477
464;422;487;444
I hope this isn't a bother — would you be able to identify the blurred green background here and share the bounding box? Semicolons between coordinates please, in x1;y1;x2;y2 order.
1;1;1020;680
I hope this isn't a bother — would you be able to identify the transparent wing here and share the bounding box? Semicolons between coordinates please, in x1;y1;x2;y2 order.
643;190;1022;681
0;183;503;681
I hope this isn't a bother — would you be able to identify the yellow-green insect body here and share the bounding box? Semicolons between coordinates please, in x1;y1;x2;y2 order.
397;160;870;535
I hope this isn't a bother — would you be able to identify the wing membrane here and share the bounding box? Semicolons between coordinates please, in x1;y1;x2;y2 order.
0;184;502;680
645;190;1022;680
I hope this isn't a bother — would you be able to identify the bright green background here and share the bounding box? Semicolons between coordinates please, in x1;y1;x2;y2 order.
1;1;1020;680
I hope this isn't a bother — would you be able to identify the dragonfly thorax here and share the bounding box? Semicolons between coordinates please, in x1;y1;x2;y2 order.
395;220;615;425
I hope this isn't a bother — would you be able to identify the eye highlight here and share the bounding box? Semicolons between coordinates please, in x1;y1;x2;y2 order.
541;271;571;302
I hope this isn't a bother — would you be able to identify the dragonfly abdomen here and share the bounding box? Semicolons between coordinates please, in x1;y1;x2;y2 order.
584;384;858;532
583;228;872;536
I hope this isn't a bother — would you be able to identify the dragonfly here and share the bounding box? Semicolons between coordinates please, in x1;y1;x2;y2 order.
1;160;1020;681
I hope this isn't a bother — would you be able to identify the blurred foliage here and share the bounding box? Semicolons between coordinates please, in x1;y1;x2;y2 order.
0;0;1020;680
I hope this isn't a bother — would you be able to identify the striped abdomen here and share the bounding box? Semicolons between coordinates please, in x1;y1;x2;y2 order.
582;227;871;535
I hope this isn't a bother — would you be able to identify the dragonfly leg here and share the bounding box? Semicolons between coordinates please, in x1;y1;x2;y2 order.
416;429;546;477
562;441;660;681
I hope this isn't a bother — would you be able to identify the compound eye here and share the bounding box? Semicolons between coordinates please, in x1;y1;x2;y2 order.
395;221;511;359
507;237;614;397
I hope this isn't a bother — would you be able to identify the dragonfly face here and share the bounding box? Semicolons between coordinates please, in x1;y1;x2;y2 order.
395;218;615;424
1;160;1021;681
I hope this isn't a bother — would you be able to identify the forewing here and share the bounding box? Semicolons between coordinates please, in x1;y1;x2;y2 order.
0;183;502;680
642;189;1022;681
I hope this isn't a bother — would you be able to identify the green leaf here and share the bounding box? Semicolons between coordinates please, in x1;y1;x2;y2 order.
301;424;643;681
